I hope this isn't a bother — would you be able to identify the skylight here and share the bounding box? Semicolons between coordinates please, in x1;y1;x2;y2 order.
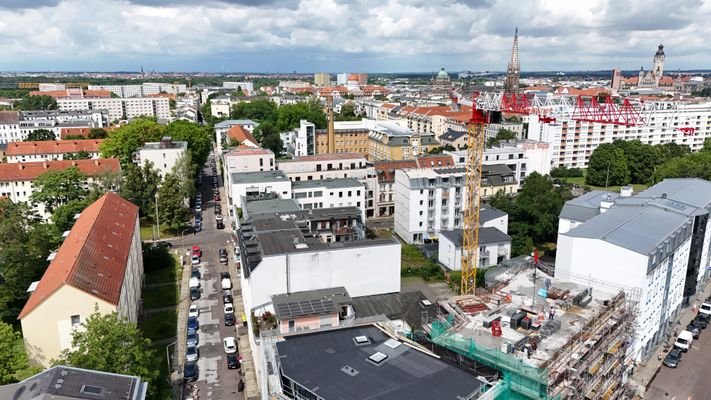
368;352;388;365
354;336;369;345
384;338;401;349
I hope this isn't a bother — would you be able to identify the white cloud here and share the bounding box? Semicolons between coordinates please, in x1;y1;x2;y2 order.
0;0;709;71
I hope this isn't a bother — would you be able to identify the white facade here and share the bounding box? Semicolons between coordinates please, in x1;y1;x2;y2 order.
394;168;466;244
484;122;524;140
438;228;512;271
283;120;316;158
528;101;711;168
211;98;231;118
0;110;105;144
447;139;552;183
136;137;188;179
223;148;276;189
57;97;170;122
88;83;187;97
229;170;292;209
223;82;255;93
292;179;367;221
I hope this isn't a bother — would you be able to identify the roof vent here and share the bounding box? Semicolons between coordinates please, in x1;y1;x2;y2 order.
47;252;57;261
353;335;370;346
421;299;433;307
294;243;308;249
80;384;104;396
367;352;388;365
341;365;359;376
26;281;39;293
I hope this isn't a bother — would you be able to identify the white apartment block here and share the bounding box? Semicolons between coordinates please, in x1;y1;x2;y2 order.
278;81;311;89
135;137;187;179
38;83;67;91
528;100;711;168
223;82;255;93
0;110;105;144
277;153;378;218
555;178;711;361
447;139;552;183
438;225;512;270
88;83;187;97
223;147;275;189
484;122;525;140
394;168;466;243
57;97;170;122
229;170;292;211
292;178;366;222
210;96;232;118
282;120;316;158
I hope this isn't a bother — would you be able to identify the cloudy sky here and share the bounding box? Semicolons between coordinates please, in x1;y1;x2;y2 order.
1;0;709;73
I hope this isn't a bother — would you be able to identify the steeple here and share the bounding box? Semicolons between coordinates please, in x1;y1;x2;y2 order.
504;28;520;94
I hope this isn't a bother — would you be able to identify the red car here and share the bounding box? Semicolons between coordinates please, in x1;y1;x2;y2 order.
192;245;202;257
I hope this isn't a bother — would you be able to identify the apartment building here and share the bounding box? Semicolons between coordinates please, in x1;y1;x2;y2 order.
214;119;259;153
555;179;711;360
484;121;525;140
0;110;105;144
315;120;370;156
0;158;121;219
292;178;366;221
229;170;292;211
19;192;143;366
88;83;187;97
6;139;103;163
367;120;439;161
373;160;417;217
528;100;711;168
210;96;232;118
223;82;255;93
314;73;330;86
223;147;275;189
282;119;315;157
135;136;187;179
57;97;170;122
278;153;378;218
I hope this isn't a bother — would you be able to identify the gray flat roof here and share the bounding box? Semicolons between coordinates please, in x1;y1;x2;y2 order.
245;198;301;215
559;190;619;222
292;178;363;190
637;178;711;209
440;227;511;246
230;170;289;184
350;291;437;330
272;287;351;319
276;325;483;400
480;206;507;223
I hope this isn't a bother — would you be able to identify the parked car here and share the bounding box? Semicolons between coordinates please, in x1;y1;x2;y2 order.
186;346;199;363
220;272;230;280
190;287;201;301
700;302;711;317
215;205;222;214
219;249;228;264
192;246;202;257
186;330;199;347
214;194;221;202
195;204;202;212
226;354;241;369
189;277;200;289
674;330;693;352
215;214;223;223
695;314;709;329
225;312;236;326
217;221;225;230
223;292;233;304
221;277;232;290
223;337;237;354
189;304;199;318
191;269;201;279
663;348;682;368
187;316;199;331
191;255;200;265
155;241;172;249
194;221;202;232
183;362;199;382
224;303;234;314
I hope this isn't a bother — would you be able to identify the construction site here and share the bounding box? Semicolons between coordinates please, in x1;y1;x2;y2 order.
417;261;639;400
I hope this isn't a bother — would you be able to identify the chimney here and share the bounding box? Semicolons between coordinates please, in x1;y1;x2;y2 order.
18;164;24;170
620;186;633;197
327;96;335;154
42;162;48;169
71;161;77;167
94;159;100;166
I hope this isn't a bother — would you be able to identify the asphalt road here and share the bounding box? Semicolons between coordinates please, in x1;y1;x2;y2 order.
647;320;711;400
177;158;243;400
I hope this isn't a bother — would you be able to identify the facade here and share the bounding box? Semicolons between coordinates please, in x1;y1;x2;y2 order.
135;136;187;179
314;72;330;86
210;96;232;118
282;119;315;158
374;160;417;217
0;158;121;219
315;120;370;156
292;178;366;221
0;365;148;400
367;120;439;161
214;119;259;154
88;83;187;97
0;110;106;144
635;44;666;88
223;82;255;93
528;100;711;168
555;179;711;360
19;193;143;366
228;170;292;210
277;153;378;218
223;147;275;189
438;226;512;270
271;287;353;334
57;97;170;122
484;122;524;141
439;129;467;149
6;139;103;163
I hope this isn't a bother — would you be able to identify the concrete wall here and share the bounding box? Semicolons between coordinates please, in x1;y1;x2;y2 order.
139;146;186;179
278;313;340;334
229;179;292;209
116;217;144;324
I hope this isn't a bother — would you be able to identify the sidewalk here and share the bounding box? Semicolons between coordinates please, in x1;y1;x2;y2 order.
630;279;711;397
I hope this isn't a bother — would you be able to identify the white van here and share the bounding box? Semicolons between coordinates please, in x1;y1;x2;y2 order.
674;330;694;352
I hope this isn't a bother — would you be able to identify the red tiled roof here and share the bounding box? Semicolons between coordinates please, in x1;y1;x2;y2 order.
7;139;104;157
30;89;112;99
60;127;116;138
227;125;259;147
0;158;121;182
374;160;417;182
381;103;398;109
18;192;139;319
416;155;455;168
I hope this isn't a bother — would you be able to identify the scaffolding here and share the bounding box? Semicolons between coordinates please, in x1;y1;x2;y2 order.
426;267;640;400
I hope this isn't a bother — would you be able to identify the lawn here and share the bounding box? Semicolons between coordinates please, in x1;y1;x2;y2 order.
139;309;177;342
401;244;430;269
142;284;179;309
144;256;182;285
559;175;649;193
139;220;174;241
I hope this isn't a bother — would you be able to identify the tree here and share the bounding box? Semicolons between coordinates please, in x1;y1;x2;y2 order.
262;134;284;158
25;129;56;141
31;167;88;213
52;199;90;233
171;153;195;201
550;166;584;178
701;138;711;154
54;312;160;397
157;173;191;232
275;99;327;131
652;151;711;183
613;140;659;184
64;150;91;160
335;103;361;121
100;118;166;164
169;98;176;110
0;322;37;384
15;95;57;111
586;143;630;187
88;128;108;139
120;162;160;217
253;120;277;143
230;99;277;121
165;120;212;170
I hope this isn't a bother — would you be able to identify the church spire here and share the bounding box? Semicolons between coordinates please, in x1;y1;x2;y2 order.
504;28;520;94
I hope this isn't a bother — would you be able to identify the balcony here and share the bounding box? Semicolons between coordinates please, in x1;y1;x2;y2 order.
333;226;354;235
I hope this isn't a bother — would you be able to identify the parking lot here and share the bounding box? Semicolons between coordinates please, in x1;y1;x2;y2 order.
647;308;711;399
177;156;244;399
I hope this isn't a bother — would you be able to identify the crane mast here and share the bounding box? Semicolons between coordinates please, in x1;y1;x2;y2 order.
460;95;488;295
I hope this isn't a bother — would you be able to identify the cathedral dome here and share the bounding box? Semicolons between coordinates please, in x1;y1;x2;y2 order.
436;67;449;80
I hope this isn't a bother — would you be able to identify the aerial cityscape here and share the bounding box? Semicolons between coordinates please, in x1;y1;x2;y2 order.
0;1;710;400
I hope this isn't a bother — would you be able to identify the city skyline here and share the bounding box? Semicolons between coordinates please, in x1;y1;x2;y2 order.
1;0;710;73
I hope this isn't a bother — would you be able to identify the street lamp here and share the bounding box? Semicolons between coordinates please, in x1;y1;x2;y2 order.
154;192;160;241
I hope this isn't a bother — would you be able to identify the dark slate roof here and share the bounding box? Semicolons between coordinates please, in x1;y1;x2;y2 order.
0;365;147;400
440;227;511;247
440;129;467;142
275;325;483;400
350;291;437;331
272;287;352;320
480;206;507;223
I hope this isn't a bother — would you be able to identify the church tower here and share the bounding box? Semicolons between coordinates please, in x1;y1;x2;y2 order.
504;28;520;94
653;44;665;85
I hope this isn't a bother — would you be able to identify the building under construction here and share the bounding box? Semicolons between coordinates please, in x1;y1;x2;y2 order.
424;263;639;400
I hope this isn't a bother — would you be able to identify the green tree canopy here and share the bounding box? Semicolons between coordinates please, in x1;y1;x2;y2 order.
652;151;711;182
586;143;630;187
64;150;91;160
120;162;160;217
275;99;327;131
100;118;166;164
612;140;659;184
335;103;360;121
0;321;38;384
15;95;57;111
165;120;212;170
51;199;90;233
157;173;191;232
262;134;284;158
54;312;160;397
25;129;56;141
88;128;108;139
31;167;88;213
230;99;277;121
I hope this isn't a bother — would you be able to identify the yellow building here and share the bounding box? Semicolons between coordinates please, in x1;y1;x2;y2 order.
314;72;331;86
19;192;143;366
367;120;439;161
316;120;370;156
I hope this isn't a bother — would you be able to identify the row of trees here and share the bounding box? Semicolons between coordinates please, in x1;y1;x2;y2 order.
586;140;695;186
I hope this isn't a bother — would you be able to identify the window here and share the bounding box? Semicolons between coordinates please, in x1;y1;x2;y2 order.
71;315;81;326
339;191;343;198
259;158;263;166
348;191;352;197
